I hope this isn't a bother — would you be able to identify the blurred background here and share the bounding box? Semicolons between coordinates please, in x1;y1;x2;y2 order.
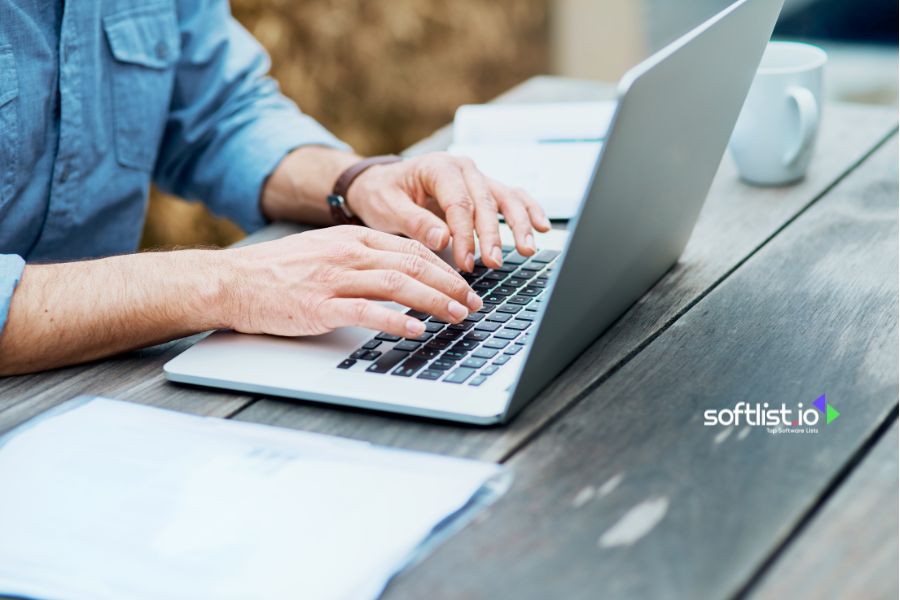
142;0;899;249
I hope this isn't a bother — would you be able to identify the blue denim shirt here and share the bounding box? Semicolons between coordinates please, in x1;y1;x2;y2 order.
0;0;348;335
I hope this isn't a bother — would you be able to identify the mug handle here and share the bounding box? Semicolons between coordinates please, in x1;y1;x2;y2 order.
783;86;819;166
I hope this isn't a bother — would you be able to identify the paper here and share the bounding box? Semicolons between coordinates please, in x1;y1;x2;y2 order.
452;101;617;145
0;397;507;600
448;101;616;219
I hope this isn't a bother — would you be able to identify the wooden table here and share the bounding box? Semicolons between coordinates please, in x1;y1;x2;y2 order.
1;77;897;599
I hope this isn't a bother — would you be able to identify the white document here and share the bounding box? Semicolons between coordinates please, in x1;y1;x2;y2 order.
0;397;507;600
448;101;616;219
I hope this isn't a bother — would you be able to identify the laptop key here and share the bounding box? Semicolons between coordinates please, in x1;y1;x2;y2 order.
496;303;523;314
468;375;487;387
394;340;421;352
405;332;433;342
531;249;560;263
448;321;474;331
392;357;428;377
475;321;501;332
362;339;382;350
504;345;523;356
414;348;441;361
443;348;468;361
406;309;430;320
461;357;487;369
352;350;382;361
464;312;486;322
483;294;505;305
486;312;512;323
483;338;509;349
423;321;444;333
492;286;515;296
426;338;451;350
453;339;480;351
430;359;456;371
502;252;527;265
464;330;491;341
337;359;356;369
505;320;531;331
437;330;463;341
517;286;542;297
417;369;443;380
481;365;499;376
493;355;511;365
473;347;499;359
494;329;520;340
443;367;476;384
366;350;408;373
375;332;402;342
506;278;530;288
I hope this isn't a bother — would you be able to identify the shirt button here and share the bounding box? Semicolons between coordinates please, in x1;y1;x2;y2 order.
155;41;168;61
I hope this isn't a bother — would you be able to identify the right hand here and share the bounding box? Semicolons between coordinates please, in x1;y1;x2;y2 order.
220;225;483;338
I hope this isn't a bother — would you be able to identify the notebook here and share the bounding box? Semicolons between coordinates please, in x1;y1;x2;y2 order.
448;101;617;219
0;397;508;600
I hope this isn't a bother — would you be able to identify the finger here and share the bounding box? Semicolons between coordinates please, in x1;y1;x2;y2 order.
519;189;552;232
362;249;482;312
493;183;537;256
322;298;426;338
335;270;471;323
352;227;456;277
385;190;452;251
460;160;504;268
416;156;476;271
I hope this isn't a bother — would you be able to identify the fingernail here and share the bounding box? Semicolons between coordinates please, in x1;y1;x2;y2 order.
491;246;503;265
542;217;551;229
406;319;425;336
466;291;482;311
525;234;535;251
465;253;475;272
426;227;443;250
448;300;468;321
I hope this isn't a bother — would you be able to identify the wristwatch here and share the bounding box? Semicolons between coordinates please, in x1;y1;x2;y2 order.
327;155;403;225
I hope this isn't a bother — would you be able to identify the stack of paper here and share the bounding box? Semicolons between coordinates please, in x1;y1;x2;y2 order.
0;397;508;600
448;101;617;219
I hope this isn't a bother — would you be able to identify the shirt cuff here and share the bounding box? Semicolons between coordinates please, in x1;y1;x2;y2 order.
0;254;26;337
219;114;352;233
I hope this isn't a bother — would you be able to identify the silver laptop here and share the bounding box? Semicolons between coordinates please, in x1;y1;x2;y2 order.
164;0;784;424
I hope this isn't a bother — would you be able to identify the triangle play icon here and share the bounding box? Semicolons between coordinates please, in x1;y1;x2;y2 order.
826;404;840;424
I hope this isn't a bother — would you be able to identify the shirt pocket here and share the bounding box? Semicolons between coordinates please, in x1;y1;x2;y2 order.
103;5;180;171
0;44;19;209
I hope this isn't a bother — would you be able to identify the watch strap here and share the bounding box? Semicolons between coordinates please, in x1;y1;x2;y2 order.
328;155;403;225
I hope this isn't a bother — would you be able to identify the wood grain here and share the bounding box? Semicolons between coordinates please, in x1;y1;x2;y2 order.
380;137;899;599
749;419;899;600
234;79;898;464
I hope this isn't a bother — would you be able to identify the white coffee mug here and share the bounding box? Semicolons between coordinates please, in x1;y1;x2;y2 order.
729;41;827;186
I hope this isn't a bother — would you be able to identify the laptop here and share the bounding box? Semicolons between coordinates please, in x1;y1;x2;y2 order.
164;0;785;424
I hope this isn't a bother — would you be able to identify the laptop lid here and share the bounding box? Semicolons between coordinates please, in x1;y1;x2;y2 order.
503;0;785;420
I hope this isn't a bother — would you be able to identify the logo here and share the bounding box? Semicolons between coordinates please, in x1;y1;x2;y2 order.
704;394;840;435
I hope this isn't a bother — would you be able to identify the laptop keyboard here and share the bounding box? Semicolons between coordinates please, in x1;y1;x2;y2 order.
336;245;559;385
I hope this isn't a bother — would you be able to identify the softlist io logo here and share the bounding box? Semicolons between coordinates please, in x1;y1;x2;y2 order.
704;394;840;435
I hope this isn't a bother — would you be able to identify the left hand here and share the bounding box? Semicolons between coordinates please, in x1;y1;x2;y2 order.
346;152;552;271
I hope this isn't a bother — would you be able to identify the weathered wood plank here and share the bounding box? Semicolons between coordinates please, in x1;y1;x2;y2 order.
381;137;899;598
749;419;899;600
234;79;898;463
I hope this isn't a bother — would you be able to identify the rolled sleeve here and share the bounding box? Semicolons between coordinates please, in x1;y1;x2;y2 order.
0;255;26;337
154;0;350;232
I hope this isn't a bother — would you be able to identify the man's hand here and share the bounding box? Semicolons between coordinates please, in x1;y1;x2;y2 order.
261;147;552;271
221;226;482;338
345;153;551;271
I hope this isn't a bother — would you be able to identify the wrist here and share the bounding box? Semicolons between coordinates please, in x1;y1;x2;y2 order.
178;250;235;332
261;146;361;224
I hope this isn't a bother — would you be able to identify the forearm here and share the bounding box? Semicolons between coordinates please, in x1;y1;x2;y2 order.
260;146;361;225
0;251;229;375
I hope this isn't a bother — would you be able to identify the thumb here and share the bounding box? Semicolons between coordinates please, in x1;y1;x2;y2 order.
390;195;451;251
